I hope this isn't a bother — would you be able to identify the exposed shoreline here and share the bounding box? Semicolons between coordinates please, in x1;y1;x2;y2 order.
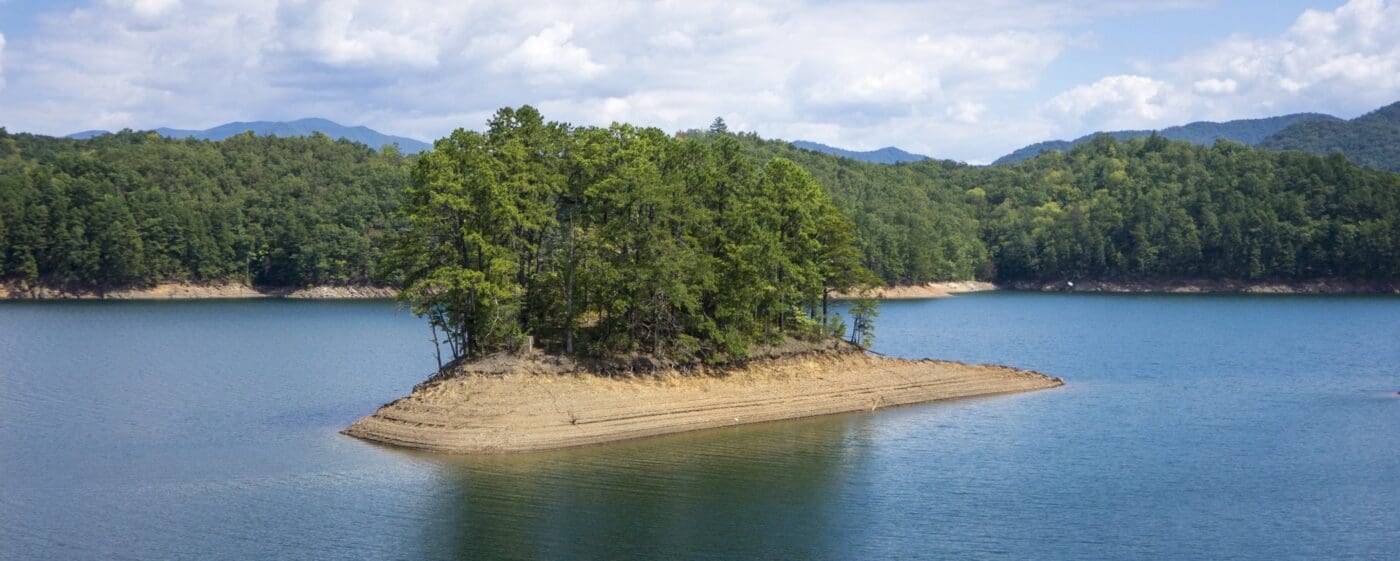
0;282;397;300
6;278;1393;301
832;278;1398;300
342;342;1063;454
830;281;998;300
1001;278;1400;295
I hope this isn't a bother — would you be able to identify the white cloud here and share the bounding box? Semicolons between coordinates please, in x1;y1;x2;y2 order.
492;22;604;85
2;0;1393;162
1046;75;1175;129
1034;0;1400;141
1193;78;1237;95
1175;0;1400;114
946;101;987;124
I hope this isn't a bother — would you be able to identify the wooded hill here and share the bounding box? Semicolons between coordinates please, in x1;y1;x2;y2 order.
2;107;1398;298
993;112;1337;165
1259;102;1400;173
383;109;871;362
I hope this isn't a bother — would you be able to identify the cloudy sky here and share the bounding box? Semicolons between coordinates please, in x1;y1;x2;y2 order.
0;0;1396;162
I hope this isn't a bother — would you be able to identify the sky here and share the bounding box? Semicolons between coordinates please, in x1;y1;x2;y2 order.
0;0;1396;163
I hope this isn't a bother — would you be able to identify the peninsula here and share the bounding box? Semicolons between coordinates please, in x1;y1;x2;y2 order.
344;340;1062;454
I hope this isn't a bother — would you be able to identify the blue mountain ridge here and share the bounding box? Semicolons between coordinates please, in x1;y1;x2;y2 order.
790;140;930;164
67;118;431;154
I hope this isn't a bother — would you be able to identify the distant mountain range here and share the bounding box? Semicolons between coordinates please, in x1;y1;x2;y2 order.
66;118;431;154
790;140;929;164
1259;101;1400;173
994;113;1339;165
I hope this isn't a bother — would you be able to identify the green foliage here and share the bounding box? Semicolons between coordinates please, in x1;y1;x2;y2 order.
5;108;1397;309
995;112;1339;165
848;297;879;349
0;128;408;289
1259;102;1400;173
684;130;1400;284
382;107;871;362
982;136;1400;280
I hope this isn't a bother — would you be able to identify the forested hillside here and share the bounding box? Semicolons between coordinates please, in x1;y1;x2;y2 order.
0;129;409;290
3;110;1398;295
994;113;1337;165
1259;102;1400;172
703;131;1400;283
69;118;432;154
789;140;929;164
384;107;870;361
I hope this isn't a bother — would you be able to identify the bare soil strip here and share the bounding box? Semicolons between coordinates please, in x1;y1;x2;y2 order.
0;282;396;299
343;349;1062;454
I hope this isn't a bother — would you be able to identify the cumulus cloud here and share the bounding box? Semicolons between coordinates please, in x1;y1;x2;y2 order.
493;23;604;85
1171;0;1400;115
1044;0;1400;137
1;0;1395;163
1046;75;1176;130
1193;78;1238;95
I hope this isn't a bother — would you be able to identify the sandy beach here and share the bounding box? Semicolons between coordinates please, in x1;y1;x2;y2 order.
343;343;1062;454
0;282;397;300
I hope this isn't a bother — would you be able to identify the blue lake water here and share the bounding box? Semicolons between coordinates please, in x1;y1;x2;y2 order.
1;294;1397;560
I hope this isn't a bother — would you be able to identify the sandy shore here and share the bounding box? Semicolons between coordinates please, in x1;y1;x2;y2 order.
1004;278;1400;294
831;281;997;300
343;345;1062;454
0;282;397;300
832;278;1398;300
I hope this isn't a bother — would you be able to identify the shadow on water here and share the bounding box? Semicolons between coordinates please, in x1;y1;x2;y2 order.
404;414;876;560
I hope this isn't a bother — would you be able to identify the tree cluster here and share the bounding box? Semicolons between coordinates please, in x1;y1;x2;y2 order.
380;107;871;363
715;131;1400;283
0;129;408;290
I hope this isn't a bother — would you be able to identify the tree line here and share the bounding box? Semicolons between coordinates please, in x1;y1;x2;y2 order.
0;129;408;290
381;110;871;362
3;109;1398;299
719;131;1400;282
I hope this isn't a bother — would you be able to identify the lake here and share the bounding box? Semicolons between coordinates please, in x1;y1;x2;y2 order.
1;294;1397;560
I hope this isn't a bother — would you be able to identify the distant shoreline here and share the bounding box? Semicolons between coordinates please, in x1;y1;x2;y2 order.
6;278;1395;301
342;340;1064;454
0;282;396;300
832;278;1399;300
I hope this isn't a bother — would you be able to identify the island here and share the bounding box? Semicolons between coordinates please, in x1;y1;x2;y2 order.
344;339;1061;454
334;108;1064;454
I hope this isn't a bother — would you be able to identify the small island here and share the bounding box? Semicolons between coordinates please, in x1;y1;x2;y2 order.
344;340;1061;454
344;108;1062;454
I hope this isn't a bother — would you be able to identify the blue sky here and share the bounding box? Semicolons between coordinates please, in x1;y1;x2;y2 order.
0;0;1394;163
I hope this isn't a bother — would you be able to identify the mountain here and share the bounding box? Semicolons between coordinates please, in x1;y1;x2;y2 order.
1258;102;1400;173
791;140;929;164
66;118;432;154
994;113;1339;165
66;130;113;140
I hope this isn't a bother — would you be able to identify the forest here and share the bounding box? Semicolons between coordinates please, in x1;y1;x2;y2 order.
721;130;1400;282
0;129;408;289
382;108;870;362
2;107;1398;302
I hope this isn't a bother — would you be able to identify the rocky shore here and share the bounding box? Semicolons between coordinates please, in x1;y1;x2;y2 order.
343;340;1062;454
1003;278;1400;294
0;282;397;300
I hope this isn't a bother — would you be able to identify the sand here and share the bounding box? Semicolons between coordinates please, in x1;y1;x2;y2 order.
0;282;397;300
343;345;1062;454
830;281;997;300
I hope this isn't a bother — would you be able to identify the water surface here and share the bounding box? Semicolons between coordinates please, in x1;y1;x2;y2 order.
1;294;1397;560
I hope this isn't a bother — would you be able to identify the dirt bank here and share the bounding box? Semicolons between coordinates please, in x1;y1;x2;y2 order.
1005;279;1400;294
343;343;1062;454
831;281;997;300
0;282;397;300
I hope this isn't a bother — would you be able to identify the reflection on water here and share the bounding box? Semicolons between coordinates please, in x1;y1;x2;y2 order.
2;295;1398;560
426;416;865;560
